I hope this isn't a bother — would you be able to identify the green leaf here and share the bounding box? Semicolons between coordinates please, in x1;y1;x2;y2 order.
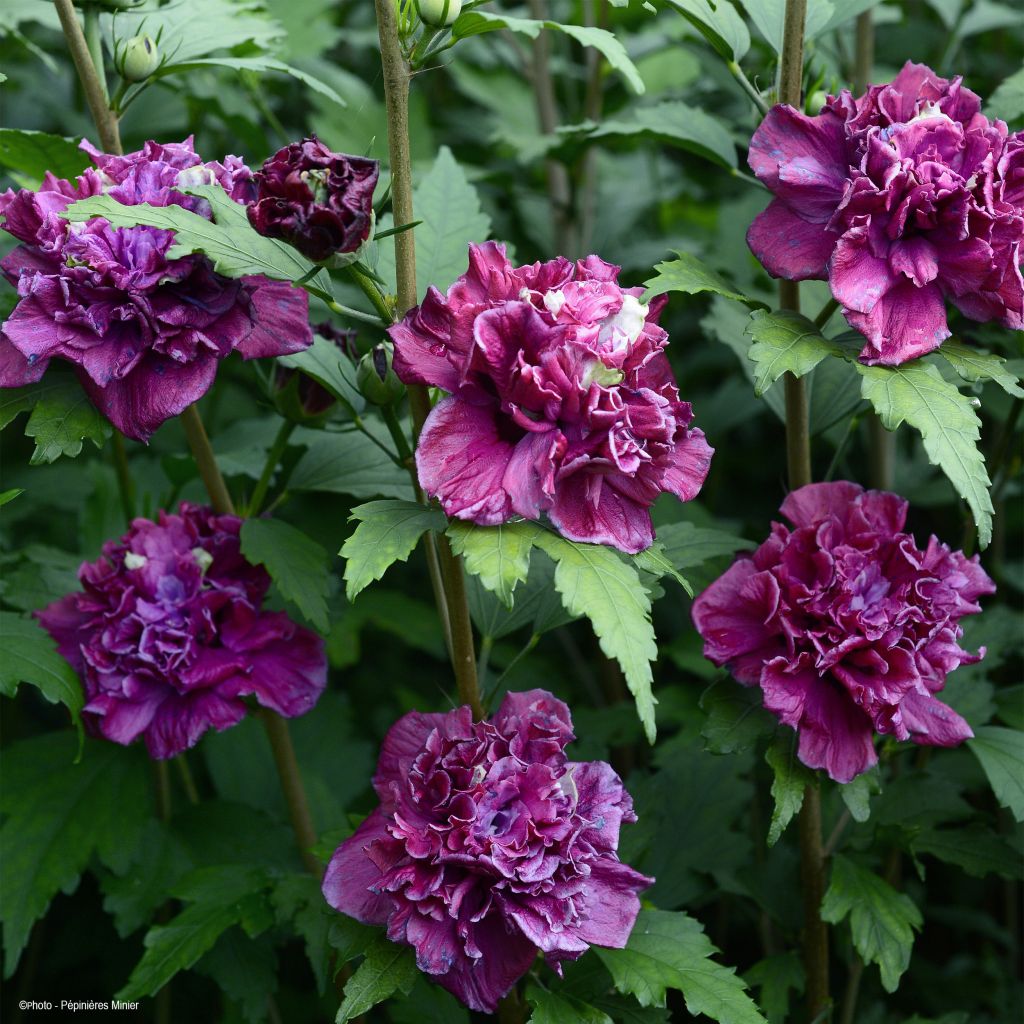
240;518;331;632
116;866;272;1001
633;541;693;596
743;952;804;1024
63;184;326;291
911;824;1023;880
936;342;1024;398
0;612;84;738
820;854;922;992
271;873;334;993
662;0;751;61
745;310;841;396
341;500;446;602
446;520;541;608
765;733;813;846
987;65;1024;125
278;336;365;418
839;768;878;823
290;426;414;501
377;146;491;300
643;251;764;307
855;361;993;548
561;101;736;169
452;12;645;95
596;909;766;1023
532;532;659;743
743;0;836;52
108;0;285;64
0;488;24;507
153;57;345;107
654;521;755;569
22;378;111;464
197;928;278;1024
526;984;614;1024
336;937;418;1022
968;726;1024;821
699;680;774;755
1;735;151;975
0;129;87;189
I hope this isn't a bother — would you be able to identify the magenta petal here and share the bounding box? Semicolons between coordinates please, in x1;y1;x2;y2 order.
746;200;836;280
81;355;218;441
322;809;395;925
143;690;247;759
900;691;973;747
780;480;865;529
762;658;878;783
436;916;537;1013
573;859;650;948
502;430;563;518
0;333;48;386
691;561;785;685
236;277;312;358
890;237;939;288
549;474;654;554
660;427;714;503
237;615;327;718
415;397;515;525
373;709;452;803
846;277;950;365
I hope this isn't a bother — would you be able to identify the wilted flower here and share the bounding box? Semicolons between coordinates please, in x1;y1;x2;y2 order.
322;690;651;1012
692;482;994;782
0;137;312;440
748;61;1023;365
37;503;326;760
247;136;379;262
390;242;713;554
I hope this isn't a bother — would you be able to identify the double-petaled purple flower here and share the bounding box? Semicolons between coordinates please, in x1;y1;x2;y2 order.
692;482;994;783
0;138;312;440
748;62;1023;365
390;242;713;554
37;503;326;760
247;136;379;262
322;690;651;1012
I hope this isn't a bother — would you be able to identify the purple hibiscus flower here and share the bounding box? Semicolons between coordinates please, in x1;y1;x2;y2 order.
322;690;652;1012
747;61;1023;365
37;503;327;760
389;241;714;554
691;482;994;783
247;136;379;262
0;137;312;440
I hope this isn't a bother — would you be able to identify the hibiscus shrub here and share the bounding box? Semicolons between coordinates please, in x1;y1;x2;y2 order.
1;3;1021;1024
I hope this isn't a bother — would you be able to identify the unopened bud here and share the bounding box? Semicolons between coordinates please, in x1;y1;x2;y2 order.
356;343;404;406
117;35;159;82
807;90;829;114
416;0;463;27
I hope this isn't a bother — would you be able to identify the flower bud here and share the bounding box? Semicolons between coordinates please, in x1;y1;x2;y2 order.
416;0;462;26
117;35;160;83
356;343;404;406
247;137;379;263
806;89;829;114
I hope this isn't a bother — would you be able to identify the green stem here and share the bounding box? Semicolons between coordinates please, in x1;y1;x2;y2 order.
261;711;321;877
181;404;236;515
853;10;874;94
82;5;109;103
727;59;769;115
375;0;480;717
778;2;830;1019
343;265;395;324
351;417;403;466
54;0;121;154
380;405;414;465
249;420;297;516
175;755;200;806
111;433;135;524
813;297;839;331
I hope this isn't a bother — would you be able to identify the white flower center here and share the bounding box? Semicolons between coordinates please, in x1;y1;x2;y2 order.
124;552;147;570
543;289;566;317
598;294;648;352
192;547;214;573
176;166;217;189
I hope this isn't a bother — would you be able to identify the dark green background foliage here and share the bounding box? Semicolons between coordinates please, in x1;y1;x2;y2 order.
1;1;1021;1022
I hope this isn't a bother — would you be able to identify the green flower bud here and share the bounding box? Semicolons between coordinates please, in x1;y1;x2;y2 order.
416;0;463;27
356;344;405;406
806;90;830;114
117;35;159;82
